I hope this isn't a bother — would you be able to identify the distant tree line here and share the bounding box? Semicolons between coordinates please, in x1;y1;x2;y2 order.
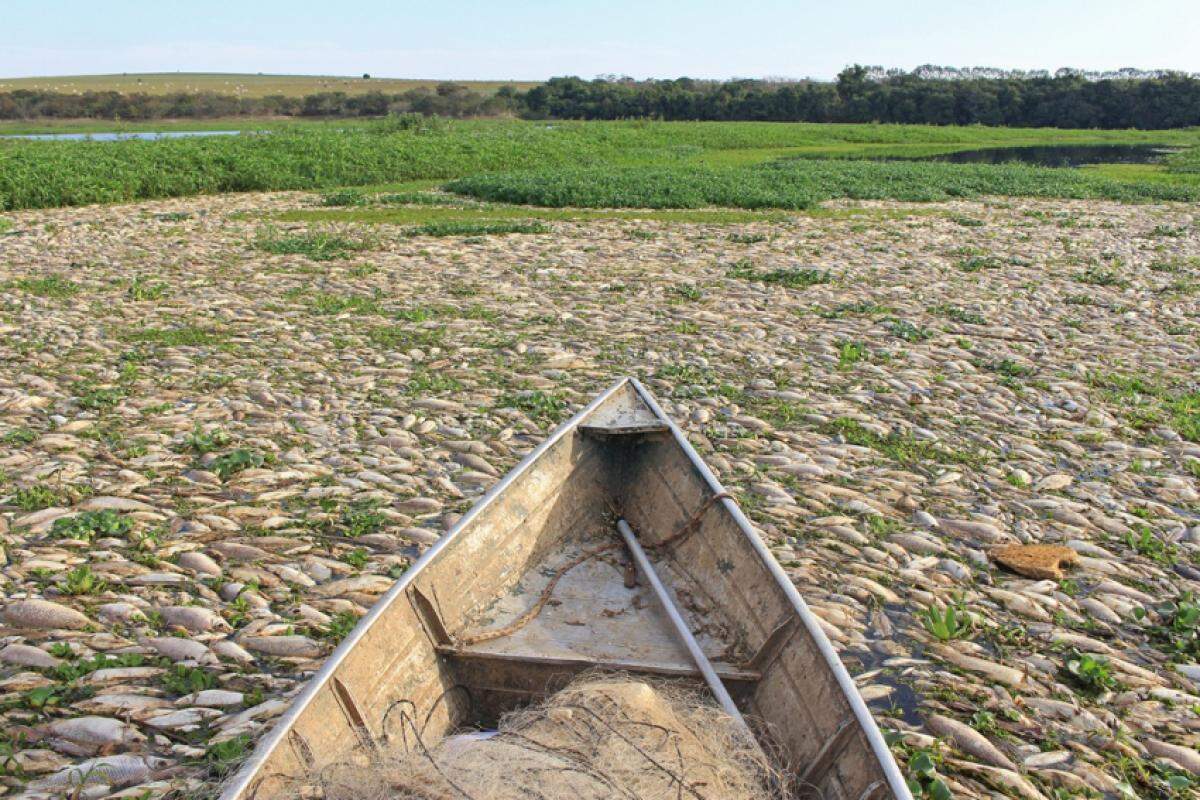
3;67;1199;128
522;68;1200;128
0;82;519;121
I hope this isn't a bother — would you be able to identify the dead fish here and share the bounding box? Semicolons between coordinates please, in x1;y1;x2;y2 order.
9;747;70;775
12;507;73;529
982;587;1053;622
179;689;245;707
240;634;324;658
927;713;1016;770
0;672;56;692
265;563;315;587
45;716;146;749
1145;738;1200;776
145;707;222;730
158;605;230;633
216;699;290;730
81;666;165;686
315;574;393;598
2;599;91;630
176;550;223;576
97;602;147;624
210;541;271;562
395;496;442;514
78;693;172;719
399;527;441;546
0;642;63;668
211;639;256;664
143;636;216;663
78;496;155;513
32;754;170;789
124;572;188;586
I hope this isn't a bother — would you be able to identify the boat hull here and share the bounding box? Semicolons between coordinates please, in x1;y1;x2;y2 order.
220;378;910;800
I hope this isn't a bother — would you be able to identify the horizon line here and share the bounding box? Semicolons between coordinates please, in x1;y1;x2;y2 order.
3;66;1196;84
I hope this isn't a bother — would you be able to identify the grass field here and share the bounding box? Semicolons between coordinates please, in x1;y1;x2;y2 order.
0;72;538;97
275;188;799;225
446;159;1200;208
2;119;1199;211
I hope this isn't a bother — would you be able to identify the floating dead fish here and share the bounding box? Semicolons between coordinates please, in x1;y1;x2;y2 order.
45;716;146;750
158;605;231;633
240;635;324;658
0;642;63;668
2;599;91;630
143;636;216;663
32;754;170;789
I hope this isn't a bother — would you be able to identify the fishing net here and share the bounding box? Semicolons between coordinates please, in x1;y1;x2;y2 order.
307;676;786;800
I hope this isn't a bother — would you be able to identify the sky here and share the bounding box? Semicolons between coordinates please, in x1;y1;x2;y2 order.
4;0;1199;81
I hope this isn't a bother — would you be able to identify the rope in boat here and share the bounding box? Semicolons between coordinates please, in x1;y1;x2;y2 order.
455;492;733;646
645;491;734;551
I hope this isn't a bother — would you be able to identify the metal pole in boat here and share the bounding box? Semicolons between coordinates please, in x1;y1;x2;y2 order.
616;518;752;735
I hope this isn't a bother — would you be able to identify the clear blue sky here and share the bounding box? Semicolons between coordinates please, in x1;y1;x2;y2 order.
5;0;1199;80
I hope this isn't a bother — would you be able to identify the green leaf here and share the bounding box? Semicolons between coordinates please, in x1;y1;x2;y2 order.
909;751;935;775
928;778;953;800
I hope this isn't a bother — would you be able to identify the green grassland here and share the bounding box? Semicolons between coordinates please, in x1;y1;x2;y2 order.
445;159;1200;209
272;190;965;233
0;72;537;97
2;119;1199;211
275;188;798;225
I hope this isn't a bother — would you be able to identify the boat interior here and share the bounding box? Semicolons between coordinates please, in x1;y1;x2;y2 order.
233;381;897;800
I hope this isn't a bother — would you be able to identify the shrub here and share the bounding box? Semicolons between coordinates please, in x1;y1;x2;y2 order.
5;275;80;298
1063;652;1117;693
254;227;375;261
336;502;387;538
497;390;567;425
162;664;217;695
10;485;61;511
59;565;107;595
837;341;866;369
919;603;973;641
210;448;266;480
404;220;548;237
182;426;232;454
127;276;169;300
320;189;368;206
204;734;253;779
50;510;133;541
1143;592;1200;659
726;259;831;289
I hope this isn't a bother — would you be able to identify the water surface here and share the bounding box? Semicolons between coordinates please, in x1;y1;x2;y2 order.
918;144;1176;167
0;130;246;142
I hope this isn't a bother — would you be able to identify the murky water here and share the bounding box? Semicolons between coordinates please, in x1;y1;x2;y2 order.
920;143;1176;167
0;130;246;142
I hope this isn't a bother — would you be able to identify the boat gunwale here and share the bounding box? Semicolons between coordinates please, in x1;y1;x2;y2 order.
627;377;912;800
218;377;632;800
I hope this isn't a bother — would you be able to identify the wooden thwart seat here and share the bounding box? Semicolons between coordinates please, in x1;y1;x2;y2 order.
437;646;762;720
